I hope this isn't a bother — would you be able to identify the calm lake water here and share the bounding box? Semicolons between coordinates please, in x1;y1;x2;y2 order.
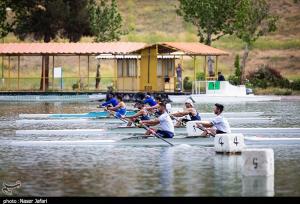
0;101;300;196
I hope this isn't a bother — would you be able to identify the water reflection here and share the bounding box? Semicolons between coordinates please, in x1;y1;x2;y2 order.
213;154;242;196
242;176;274;196
158;147;174;196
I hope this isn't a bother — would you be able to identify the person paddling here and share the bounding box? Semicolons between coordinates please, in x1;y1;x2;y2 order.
145;96;163;115
123;101;150;127
143;94;157;107
141;102;174;138
107;95;127;118
99;93;118;108
170;99;201;127
145;96;173;115
195;103;231;137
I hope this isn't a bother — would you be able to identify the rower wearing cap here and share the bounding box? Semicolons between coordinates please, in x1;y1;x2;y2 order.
99;93;118;108
107;95;127;118
195;103;231;137
123;101;150;127
170;99;201;127
141;102;174;138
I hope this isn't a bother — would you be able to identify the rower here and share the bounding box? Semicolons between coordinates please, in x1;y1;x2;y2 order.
170;99;201;127
107;95;127;118
143;94;157;107
195;103;231;137
123;101;150;127
145;96;161;111
98;93;118;108
141;102;175;138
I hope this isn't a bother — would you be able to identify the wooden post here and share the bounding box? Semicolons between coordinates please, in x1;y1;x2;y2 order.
204;56;207;81
1;56;3;79
17;56;20;91
78;55;81;91
215;56;218;80
87;55;90;91
52;56;54;91
173;55;176;92
194;56;196;81
42;56;45;92
8;56;10;90
193;56;196;92
114;56;117;91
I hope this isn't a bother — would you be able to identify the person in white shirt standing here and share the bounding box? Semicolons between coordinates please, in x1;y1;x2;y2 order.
195;103;231;137
141;102;175;138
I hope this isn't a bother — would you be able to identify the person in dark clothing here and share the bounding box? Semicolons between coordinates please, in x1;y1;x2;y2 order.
217;72;225;81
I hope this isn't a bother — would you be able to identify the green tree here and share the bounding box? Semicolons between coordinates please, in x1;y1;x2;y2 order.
0;0;11;39
177;0;238;77
89;0;123;42
8;0;93;90
234;54;241;79
177;0;238;45
229;54;241;85
233;0;278;84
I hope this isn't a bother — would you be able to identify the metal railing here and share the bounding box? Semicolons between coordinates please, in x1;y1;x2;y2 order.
0;77;116;92
192;81;207;94
0;76;179;92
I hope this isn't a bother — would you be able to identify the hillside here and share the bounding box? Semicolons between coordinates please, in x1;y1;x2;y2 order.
2;0;300;80
116;0;300;79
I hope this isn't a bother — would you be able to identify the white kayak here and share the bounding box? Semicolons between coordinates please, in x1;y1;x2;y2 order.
15;127;300;136
18;111;264;119
5;136;300;147
15;117;275;127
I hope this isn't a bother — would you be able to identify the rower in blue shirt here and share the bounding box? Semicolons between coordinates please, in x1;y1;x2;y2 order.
99;93;118;108
145;96;164;117
107;95;127;118
143;95;157;107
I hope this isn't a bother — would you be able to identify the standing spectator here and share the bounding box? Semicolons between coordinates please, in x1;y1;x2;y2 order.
176;63;183;91
217;72;225;81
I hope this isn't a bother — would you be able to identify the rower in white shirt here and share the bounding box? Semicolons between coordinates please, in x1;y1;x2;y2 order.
141;102;175;138
195;103;231;137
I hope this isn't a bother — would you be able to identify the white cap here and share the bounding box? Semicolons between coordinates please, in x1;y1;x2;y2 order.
185;99;194;107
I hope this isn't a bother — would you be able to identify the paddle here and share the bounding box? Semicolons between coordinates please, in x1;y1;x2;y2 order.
104;108;129;124
170;114;186;127
196;123;215;137
97;105;139;113
138;122;174;147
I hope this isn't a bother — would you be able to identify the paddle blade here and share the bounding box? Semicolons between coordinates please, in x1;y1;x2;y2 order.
186;121;203;136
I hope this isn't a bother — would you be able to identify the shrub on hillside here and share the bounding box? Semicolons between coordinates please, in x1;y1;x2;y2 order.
228;75;240;85
229;55;242;85
196;72;205;80
183;77;193;91
291;79;300;90
247;65;290;89
254;87;292;95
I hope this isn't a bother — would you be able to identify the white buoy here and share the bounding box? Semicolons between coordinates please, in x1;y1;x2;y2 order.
242;175;274;196
214;134;245;154
242;148;274;176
